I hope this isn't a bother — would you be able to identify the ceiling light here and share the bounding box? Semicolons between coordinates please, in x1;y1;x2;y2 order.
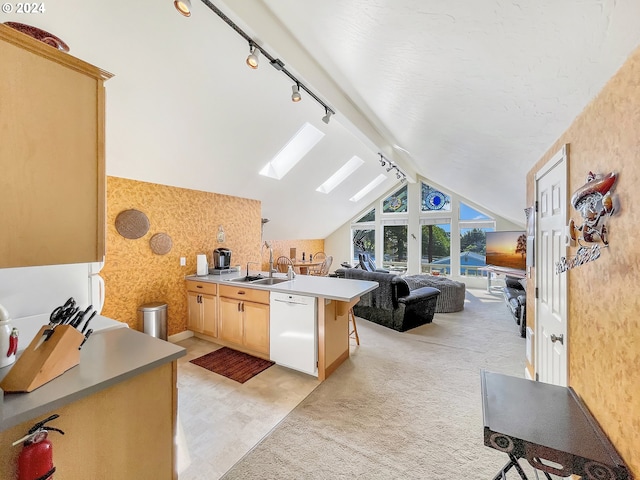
322;108;333;124
291;84;301;102
246;44;259;69
181;1;335;120
174;0;191;16
259;122;325;180
350;174;387;202
316;156;365;194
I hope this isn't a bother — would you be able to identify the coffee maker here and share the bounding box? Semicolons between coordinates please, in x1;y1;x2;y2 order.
212;248;232;270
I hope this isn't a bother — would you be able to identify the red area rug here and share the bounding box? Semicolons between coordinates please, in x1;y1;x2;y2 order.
190;347;274;384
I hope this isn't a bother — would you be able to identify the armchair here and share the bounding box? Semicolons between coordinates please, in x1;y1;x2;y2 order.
338;268;440;332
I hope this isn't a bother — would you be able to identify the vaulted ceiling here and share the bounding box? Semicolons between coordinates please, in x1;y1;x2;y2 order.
6;0;640;239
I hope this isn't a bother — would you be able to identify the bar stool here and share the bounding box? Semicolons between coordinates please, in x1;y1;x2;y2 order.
348;308;360;345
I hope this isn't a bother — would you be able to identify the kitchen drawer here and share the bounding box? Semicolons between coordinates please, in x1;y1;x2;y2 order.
185;280;217;296
219;284;270;304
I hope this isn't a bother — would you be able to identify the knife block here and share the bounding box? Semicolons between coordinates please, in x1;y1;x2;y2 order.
0;324;84;393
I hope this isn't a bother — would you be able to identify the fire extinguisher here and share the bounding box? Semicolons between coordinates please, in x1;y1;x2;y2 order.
13;414;64;480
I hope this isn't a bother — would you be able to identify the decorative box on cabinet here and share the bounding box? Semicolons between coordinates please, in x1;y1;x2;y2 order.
186;281;217;337
0;24;112;268
218;285;270;357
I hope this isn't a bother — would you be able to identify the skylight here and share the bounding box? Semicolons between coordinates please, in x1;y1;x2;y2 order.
349;174;387;202
316;156;364;194
259;122;325;180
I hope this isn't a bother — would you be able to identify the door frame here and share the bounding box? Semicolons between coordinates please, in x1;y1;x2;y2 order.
534;144;569;384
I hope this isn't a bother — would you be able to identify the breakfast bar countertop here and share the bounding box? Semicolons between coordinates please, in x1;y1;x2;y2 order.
186;271;379;302
0;327;185;432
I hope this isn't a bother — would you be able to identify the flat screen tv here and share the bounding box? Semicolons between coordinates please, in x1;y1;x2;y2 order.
485;231;527;271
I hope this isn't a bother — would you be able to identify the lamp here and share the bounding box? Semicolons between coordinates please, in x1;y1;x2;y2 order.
174;0;191;16
177;0;335;119
291;84;301;102
246;44;259;69
322;108;333;124
378;153;407;183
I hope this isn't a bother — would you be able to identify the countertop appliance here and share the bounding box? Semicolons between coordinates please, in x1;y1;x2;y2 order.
212;248;232;269
269;292;317;376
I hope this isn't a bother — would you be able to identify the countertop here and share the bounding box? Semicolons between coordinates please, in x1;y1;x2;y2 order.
186;270;379;302
0;327;185;431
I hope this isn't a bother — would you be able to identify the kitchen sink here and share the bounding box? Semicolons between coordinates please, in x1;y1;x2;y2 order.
251;278;291;286
227;275;264;283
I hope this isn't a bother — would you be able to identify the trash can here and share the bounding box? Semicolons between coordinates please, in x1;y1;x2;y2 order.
138;302;167;340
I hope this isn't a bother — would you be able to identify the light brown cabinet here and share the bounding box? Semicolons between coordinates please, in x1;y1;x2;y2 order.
218;285;270;356
186;281;217;337
0;25;112;268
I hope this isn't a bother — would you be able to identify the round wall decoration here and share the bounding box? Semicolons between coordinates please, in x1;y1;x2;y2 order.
425;191;447;210
150;233;173;255
115;209;150;239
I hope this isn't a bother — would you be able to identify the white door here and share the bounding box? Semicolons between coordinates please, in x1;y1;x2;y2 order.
535;146;568;386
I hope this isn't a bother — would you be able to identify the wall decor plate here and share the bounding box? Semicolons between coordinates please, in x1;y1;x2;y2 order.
3;22;70;52
150;233;172;255
115;209;150;239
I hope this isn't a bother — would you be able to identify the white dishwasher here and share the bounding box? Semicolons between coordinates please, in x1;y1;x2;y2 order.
269;292;317;376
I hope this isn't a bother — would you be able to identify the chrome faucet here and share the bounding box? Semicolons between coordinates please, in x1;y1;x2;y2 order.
264;241;276;278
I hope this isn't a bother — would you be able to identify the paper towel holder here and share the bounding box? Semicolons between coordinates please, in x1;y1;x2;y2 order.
196;254;208;276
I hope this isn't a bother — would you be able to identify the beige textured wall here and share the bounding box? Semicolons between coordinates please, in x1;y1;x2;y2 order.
526;46;640;475
102;177;262;335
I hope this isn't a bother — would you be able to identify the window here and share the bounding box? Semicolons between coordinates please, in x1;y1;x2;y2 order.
259;122;324;180
420;220;451;274
459;227;494;276
383;225;407;271
356;208;375;223
459;202;495;276
352;228;375;265
421;182;451;212
383;185;408;213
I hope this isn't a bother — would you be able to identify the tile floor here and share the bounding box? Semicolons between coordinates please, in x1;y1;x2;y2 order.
175;337;320;480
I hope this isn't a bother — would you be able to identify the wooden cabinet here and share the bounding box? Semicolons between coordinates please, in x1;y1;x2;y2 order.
0;25;112;268
219;285;270;356
186;281;217;337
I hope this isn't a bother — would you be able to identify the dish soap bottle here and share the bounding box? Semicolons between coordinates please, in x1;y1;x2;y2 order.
287;265;295;280
0;303;17;368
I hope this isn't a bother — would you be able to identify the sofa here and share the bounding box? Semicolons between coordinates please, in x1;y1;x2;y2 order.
336;268;440;332
502;276;526;337
403;275;466;313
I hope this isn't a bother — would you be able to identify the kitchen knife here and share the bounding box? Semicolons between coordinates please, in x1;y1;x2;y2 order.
81;311;97;334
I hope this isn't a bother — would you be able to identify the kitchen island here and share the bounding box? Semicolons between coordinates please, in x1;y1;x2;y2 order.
0;325;185;479
185;271;378;381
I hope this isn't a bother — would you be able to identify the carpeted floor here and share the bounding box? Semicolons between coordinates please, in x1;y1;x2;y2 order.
221;288;551;479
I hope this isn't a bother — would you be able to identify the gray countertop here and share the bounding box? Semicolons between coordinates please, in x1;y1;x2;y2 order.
0;327;185;431
186;271;378;302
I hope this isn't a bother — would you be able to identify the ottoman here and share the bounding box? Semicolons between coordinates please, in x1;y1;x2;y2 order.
403;275;466;313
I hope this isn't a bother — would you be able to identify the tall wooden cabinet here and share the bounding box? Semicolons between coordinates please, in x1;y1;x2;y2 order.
0;25;112;268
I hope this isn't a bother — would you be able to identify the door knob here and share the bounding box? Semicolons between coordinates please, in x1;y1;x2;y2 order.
550;333;564;345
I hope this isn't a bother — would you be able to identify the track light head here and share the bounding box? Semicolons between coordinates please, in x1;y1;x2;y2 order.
291;84;301;102
174;0;191;16
386;166;393;172
246;45;259;69
396;172;401;179
322;108;333;124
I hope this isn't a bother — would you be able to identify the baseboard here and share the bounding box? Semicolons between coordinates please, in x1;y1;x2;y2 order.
525;367;533;380
169;330;194;343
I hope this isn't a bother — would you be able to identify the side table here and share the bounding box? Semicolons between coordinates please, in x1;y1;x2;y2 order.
480;370;630;480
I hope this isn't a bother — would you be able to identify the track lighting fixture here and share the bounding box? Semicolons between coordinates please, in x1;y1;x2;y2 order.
176;0;335;120
322;108;333;124
291;84;301;102
246;44;259;69
174;0;191;16
378;152;407;183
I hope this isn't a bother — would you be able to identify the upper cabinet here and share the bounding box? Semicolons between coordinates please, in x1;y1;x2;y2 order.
0;25;112;268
